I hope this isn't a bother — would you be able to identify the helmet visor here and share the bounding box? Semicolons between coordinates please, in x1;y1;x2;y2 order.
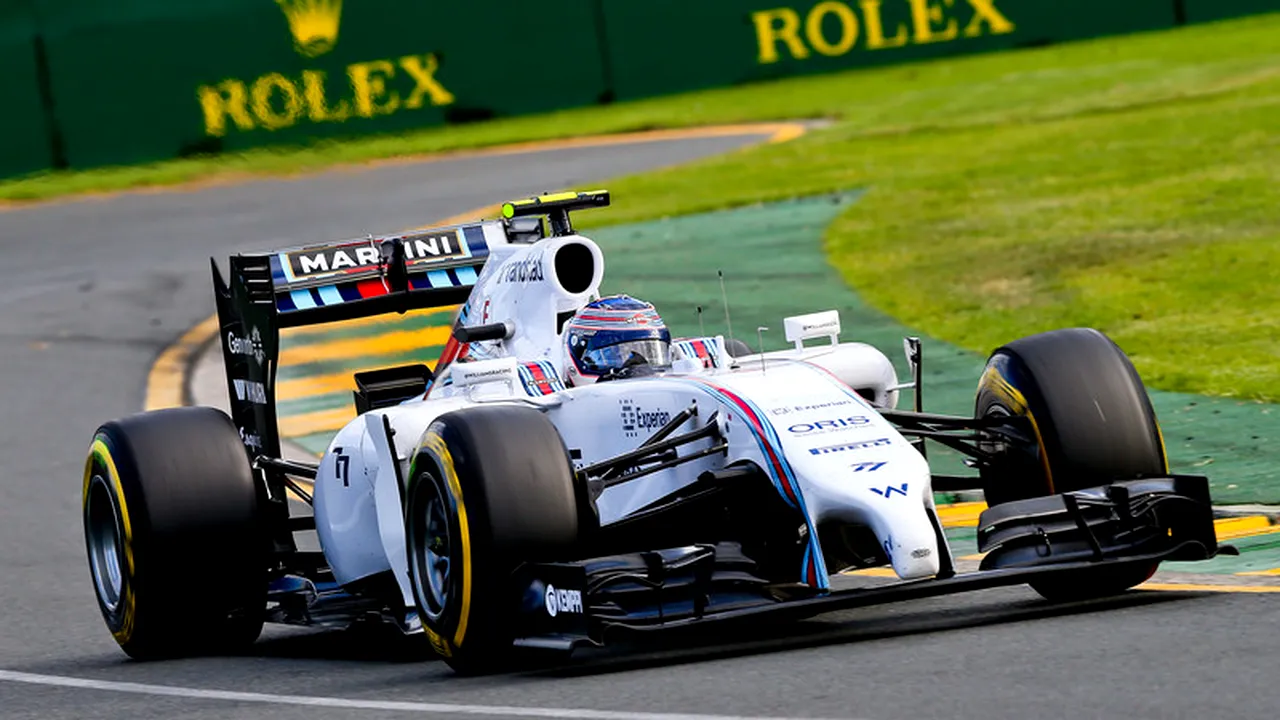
582;339;671;373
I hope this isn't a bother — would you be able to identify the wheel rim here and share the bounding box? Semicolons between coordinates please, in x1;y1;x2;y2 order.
409;473;452;621
85;475;125;614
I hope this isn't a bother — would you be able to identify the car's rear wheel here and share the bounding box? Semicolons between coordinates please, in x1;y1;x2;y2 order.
83;407;268;659
405;405;580;673
975;328;1168;601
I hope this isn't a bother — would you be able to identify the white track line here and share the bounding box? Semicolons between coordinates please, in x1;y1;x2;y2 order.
0;669;855;720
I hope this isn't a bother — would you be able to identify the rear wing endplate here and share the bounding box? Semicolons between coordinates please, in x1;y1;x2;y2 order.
212;220;510;463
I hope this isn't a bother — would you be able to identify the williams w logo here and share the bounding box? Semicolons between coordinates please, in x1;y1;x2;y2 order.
870;482;908;498
275;0;342;57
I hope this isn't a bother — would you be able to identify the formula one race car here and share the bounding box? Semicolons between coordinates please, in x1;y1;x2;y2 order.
82;190;1228;670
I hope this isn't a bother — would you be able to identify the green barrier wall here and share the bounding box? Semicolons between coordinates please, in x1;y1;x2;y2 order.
2;0;1277;179
0;2;55;178
33;0;608;169
1184;0;1279;23
601;0;1178;100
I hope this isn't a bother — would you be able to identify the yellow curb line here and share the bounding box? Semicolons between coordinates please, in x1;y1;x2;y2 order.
838;570;1280;593
144;316;220;411
143;122;806;414
1139;582;1280;593
279;325;452;367
280;305;457;338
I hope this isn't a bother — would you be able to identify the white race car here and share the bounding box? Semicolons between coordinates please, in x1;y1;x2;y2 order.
82;191;1226;671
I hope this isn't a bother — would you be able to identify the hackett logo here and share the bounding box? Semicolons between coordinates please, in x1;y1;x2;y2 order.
195;1;454;138
275;0;342;58
751;0;1015;64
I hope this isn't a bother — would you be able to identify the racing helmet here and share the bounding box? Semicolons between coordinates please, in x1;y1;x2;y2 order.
563;295;672;385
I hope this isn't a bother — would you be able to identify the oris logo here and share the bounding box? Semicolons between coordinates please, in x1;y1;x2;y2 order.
227;327;265;365
544;584;583;617
786;416;870;434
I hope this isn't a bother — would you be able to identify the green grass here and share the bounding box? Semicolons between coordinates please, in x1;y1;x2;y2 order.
574;15;1280;402
9;14;1280;403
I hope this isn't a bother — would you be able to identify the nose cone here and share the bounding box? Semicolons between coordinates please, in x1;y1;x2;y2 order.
881;512;941;579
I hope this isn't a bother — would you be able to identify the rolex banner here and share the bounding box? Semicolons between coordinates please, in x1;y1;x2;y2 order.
0;2;54;179
6;0;1279;177
600;0;1179;100
34;0;607;170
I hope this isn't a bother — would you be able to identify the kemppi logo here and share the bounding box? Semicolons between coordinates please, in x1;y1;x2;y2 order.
544;584;583;617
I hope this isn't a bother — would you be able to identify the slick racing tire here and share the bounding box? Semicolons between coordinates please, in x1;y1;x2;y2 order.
406;405;580;674
974;328;1167;601
723;338;754;359
83;407;268;659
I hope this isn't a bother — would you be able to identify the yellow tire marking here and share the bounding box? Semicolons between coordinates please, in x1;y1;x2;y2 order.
1238;567;1280;576
425;432;472;650
980;365;1055;493
85;438;138;643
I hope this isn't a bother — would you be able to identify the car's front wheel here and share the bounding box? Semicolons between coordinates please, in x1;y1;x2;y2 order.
405;405;581;673
975;328;1168;601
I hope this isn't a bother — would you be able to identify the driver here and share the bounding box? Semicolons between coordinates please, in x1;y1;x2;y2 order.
562;295;672;385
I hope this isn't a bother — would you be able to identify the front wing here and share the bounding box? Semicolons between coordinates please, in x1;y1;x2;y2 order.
508;476;1227;652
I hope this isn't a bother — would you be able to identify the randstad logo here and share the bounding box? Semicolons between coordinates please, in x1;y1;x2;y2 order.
275;0;342;58
195;2;454;138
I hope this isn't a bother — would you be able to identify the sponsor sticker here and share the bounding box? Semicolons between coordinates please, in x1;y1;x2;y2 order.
786;416;870;434
239;427;263;451
802;319;839;333
282;230;464;281
850;461;887;472
227;327;265;365
870;482;909;498
544;584;583;617
496;256;545;284
768;399;853;416
620;399;672;438
232;378;268;404
808;437;891;456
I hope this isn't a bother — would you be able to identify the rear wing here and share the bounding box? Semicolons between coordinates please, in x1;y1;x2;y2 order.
211;220;511;463
211;190;612;466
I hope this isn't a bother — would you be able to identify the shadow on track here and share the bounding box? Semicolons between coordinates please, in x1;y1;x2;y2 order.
12;589;1219;684
205;587;1217;675
247;622;437;664
527;588;1211;679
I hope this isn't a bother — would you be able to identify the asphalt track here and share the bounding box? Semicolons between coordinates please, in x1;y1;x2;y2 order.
2;130;1279;720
